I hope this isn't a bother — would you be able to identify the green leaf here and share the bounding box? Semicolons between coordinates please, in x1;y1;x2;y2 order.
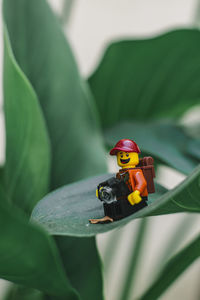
88;30;200;175
31;174;168;236
55;236;104;300
140;235;200;300
3;0;107;189
186;138;200;160
156;214;199;268
89;30;200;128
0;190;79;300
32;166;200;236
193;0;200;27
119;219;148;300
3;1;106;299
4;285;44;300
1;27;50;215
104;121;199;175
60;0;75;26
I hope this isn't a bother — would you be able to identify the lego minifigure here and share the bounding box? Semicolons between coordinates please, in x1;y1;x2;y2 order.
89;139;155;224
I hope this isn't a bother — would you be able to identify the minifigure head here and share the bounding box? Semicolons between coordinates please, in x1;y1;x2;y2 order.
116;151;139;168
110;139;140;168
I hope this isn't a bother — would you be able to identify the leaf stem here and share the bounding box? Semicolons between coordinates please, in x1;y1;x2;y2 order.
140;235;200;300
60;0;75;26
119;218;148;300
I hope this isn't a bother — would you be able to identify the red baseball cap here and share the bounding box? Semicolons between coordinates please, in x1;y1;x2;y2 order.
110;139;141;155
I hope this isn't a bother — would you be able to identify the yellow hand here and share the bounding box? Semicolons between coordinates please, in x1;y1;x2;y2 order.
128;190;142;205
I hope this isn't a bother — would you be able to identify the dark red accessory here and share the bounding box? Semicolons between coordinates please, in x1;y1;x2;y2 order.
110;139;141;155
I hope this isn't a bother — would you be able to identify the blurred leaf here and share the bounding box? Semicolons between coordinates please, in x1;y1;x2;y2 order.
193;0;200;27
157;214;199;267
4;285;44;300
186;138;200;160
31;173;179;236
119;219;148;300
3;0;107;189
0;190;79;300
89;30;200;127
105;121;199;175
60;0;75;26
89;31;200;174
140;235;200;300
3;1;106;299
0;28;50;215
103;227;123;269
55;236;104;300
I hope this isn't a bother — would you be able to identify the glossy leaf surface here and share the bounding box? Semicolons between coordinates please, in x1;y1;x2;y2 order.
32;166;200;236
89;30;200;128
31;173;167;236
0;191;79;300
140;235;200;300
1;28;50;215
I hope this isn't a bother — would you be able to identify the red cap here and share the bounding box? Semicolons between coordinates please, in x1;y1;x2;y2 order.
110;139;141;155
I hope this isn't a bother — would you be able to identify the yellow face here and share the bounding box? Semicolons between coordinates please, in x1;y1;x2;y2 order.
117;151;139;168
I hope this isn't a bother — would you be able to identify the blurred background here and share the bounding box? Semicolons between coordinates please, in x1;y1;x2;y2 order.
0;0;200;299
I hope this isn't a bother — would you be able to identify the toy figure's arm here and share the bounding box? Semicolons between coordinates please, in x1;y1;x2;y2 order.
128;170;147;205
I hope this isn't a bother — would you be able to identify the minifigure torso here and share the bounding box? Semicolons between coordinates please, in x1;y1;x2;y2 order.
116;168;148;197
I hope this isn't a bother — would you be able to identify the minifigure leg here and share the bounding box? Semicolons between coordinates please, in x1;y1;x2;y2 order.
89;216;114;224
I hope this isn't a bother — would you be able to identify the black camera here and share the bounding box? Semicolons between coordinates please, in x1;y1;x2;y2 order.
98;186;116;203
97;177;130;204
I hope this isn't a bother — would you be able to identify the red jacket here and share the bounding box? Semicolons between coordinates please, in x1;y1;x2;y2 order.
117;168;148;197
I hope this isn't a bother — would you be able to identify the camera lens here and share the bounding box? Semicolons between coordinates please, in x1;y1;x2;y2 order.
103;191;111;200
